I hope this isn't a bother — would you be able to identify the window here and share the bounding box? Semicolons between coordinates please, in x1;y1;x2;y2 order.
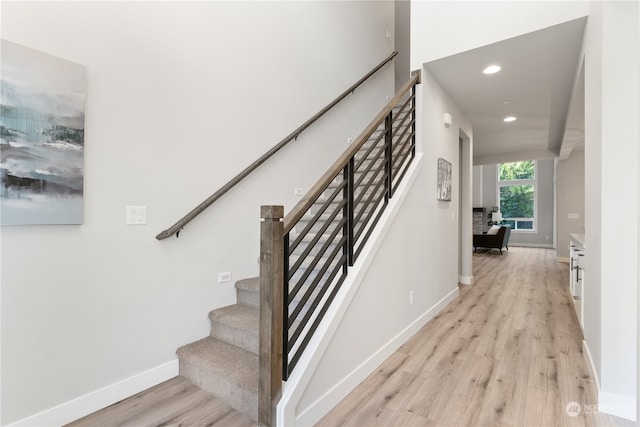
497;160;536;231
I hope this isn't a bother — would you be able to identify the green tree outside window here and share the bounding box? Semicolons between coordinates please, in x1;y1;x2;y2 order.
497;161;536;231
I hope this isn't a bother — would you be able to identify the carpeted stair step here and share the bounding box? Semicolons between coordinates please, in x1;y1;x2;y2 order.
235;277;260;309
177;337;258;421
209;304;259;354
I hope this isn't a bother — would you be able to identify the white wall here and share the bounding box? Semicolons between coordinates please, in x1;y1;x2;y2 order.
472;165;483;207
0;2;396;424
583;1;639;420
394;0;411;92
410;1;589;68
556;150;585;259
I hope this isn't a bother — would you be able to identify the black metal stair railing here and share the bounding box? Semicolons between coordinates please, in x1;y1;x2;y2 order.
280;71;420;379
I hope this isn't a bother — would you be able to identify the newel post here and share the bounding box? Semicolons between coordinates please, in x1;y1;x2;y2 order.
259;205;284;427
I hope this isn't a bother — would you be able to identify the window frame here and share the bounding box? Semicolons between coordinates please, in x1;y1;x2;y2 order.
496;161;537;233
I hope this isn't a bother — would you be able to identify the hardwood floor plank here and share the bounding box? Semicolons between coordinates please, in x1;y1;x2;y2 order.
65;377;254;427
318;247;636;427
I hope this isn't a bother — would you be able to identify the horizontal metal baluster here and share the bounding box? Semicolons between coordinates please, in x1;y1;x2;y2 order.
288;261;348;372
288;242;348;345
353;148;386;192
354;130;385;169
354;191;389;261
289;179;345;254
288;199;346;281
288;217;346;307
353;162;387;221
353;181;388;244
391;138;416;194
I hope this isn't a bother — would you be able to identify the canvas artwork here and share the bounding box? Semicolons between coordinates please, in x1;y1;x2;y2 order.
1;40;86;225
437;158;452;201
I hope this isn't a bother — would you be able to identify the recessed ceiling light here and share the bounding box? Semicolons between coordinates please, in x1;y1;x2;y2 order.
483;65;501;75
504;116;517;122
501;100;510;105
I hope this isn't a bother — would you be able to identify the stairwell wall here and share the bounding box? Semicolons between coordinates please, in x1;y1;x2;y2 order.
0;2;396;424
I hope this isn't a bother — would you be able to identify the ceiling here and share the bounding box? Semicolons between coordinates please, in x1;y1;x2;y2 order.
424;17;587;165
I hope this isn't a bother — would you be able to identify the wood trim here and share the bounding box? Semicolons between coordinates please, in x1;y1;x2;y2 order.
259;206;284;427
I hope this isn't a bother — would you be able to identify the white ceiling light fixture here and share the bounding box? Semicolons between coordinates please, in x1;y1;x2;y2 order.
483;64;501;75
504;116;517;122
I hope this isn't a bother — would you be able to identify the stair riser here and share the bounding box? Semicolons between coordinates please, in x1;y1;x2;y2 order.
180;359;258;421
210;321;259;355
237;288;259;309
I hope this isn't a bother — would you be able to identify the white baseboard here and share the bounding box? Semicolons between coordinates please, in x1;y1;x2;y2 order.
598;392;637;422
459;275;473;285
582;341;635;421
295;287;459;426
7;359;179;427
583;340;601;394
509;243;554;248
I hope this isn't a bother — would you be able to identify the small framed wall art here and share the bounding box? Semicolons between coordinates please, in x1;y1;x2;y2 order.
437;158;452;201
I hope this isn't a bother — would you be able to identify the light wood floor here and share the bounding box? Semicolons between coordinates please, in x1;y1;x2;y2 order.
317;247;635;427
65;376;255;427
68;247;635;427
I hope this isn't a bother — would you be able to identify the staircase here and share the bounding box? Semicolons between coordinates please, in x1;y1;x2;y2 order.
176;104;414;422
176;278;260;420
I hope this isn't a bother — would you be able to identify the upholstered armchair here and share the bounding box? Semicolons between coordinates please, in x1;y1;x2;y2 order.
473;225;511;254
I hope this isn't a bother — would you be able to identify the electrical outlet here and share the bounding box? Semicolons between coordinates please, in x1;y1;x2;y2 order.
294;187;304;197
409;290;415;305
347;137;353;145
568;213;580;219
218;272;232;283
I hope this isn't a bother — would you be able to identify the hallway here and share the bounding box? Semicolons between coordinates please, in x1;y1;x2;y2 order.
317;247;634;427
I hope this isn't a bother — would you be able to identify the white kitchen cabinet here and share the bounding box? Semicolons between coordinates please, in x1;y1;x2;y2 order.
569;234;585;330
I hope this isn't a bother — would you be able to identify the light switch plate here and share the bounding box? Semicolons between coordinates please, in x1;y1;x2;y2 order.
126;206;147;225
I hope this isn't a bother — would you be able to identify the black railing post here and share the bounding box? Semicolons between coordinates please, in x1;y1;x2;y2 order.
385;112;393;199
345;160;355;266
411;83;417;159
282;232;290;381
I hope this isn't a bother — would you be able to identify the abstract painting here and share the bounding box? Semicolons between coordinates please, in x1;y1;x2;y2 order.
1;40;85;225
437;158;452;201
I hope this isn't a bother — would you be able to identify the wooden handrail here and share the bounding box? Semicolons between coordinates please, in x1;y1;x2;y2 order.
283;70;421;233
156;51;398;240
